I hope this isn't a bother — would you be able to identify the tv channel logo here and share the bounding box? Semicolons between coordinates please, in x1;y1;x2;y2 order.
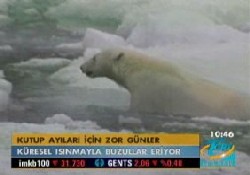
200;138;236;168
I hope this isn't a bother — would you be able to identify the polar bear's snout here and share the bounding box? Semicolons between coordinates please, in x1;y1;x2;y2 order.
80;64;86;73
85;70;94;77
80;63;94;77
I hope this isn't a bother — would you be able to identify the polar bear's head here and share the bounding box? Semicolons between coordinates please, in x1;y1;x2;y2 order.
80;50;125;79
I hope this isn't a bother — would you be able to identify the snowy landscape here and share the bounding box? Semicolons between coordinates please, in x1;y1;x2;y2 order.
0;0;250;174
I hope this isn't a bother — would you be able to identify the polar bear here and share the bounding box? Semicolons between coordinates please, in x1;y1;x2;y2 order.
80;49;250;120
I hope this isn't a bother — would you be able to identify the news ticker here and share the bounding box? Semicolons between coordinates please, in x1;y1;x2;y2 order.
11;133;236;169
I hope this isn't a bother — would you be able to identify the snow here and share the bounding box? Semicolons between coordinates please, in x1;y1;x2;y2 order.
118;115;142;124
45;114;106;131
11;58;71;71
192;116;250;125
56;42;83;53
82;28;126;50
0;45;13;52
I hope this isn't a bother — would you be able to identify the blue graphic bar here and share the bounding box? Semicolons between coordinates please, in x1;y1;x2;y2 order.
12;146;199;158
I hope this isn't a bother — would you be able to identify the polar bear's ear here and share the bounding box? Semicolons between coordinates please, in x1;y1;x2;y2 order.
114;52;124;62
